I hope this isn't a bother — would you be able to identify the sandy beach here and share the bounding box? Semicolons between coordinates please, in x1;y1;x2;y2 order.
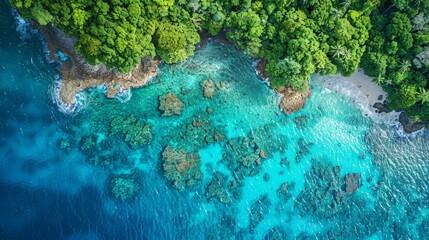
314;70;388;109
343;70;387;107
312;69;404;125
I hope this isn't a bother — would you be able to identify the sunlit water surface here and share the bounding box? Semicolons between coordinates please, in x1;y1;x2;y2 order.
1;2;428;239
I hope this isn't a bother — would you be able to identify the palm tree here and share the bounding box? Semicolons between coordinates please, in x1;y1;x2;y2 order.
331;8;343;19
418;87;429;104
341;48;352;60
191;13;204;30
188;0;201;12
374;74;385;85
330;44;346;59
385;78;393;86
340;0;351;11
398;60;411;73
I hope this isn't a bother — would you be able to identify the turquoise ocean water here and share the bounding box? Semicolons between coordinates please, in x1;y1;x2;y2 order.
1;2;429;239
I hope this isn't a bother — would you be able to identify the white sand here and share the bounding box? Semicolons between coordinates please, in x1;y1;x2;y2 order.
313;70;402;124
343;70;387;107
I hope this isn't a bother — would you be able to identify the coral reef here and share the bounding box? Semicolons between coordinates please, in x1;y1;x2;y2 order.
221;125;285;183
206;171;232;204
58;139;71;150
249;194;271;230
296;161;362;217
200;79;215;98
110;114;152;148
110;173;141;200
80;135;96;152
263;226;288;240
294;115;308;129
280;158;291;167
344;173;361;193
158;92;184;116
277;182;295;200
295;138;312;163
162;145;203;191
166;112;226;152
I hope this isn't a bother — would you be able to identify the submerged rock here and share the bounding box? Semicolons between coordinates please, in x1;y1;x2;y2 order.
249;194;271;230
296;138;312;163
162;145;203;191
159;92;185;116
206;107;214;114
343;173;361;193
201;79;215;98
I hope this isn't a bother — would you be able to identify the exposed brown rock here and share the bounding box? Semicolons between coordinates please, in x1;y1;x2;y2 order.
40;25;160;105
255;58;268;79
276;85;311;115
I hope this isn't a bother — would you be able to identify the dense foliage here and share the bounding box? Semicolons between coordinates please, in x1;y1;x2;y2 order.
12;0;429;122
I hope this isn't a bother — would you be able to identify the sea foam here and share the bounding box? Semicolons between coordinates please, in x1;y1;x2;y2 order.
314;75;427;137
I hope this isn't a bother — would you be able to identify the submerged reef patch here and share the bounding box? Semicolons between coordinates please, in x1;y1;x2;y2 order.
296;160;362;217
110;172;142;200
162;145;203;191
158;92;185;116
110;114;152;148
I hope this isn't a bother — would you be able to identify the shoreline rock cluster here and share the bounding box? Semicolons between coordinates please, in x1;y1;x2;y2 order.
254;58;311;115
40;25;160;105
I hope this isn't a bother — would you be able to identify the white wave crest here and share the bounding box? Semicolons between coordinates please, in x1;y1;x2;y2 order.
50;77;87;115
313;75;427;137
11;8;37;40
114;88;132;103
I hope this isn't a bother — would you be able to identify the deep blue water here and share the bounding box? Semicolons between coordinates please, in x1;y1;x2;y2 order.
1;2;429;239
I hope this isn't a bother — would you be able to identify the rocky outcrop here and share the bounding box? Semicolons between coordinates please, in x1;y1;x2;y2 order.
254;58;310;114
254;58;268;80
373;102;391;113
277;85;311;115
41;25;160;104
399;112;425;133
158;92;185;116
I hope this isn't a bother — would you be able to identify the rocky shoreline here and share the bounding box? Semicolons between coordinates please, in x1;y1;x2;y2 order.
40;24;425;133
40;24;160;105
254;58;311;115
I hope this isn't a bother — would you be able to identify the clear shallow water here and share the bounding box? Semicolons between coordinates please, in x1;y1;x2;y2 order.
1;2;429;239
